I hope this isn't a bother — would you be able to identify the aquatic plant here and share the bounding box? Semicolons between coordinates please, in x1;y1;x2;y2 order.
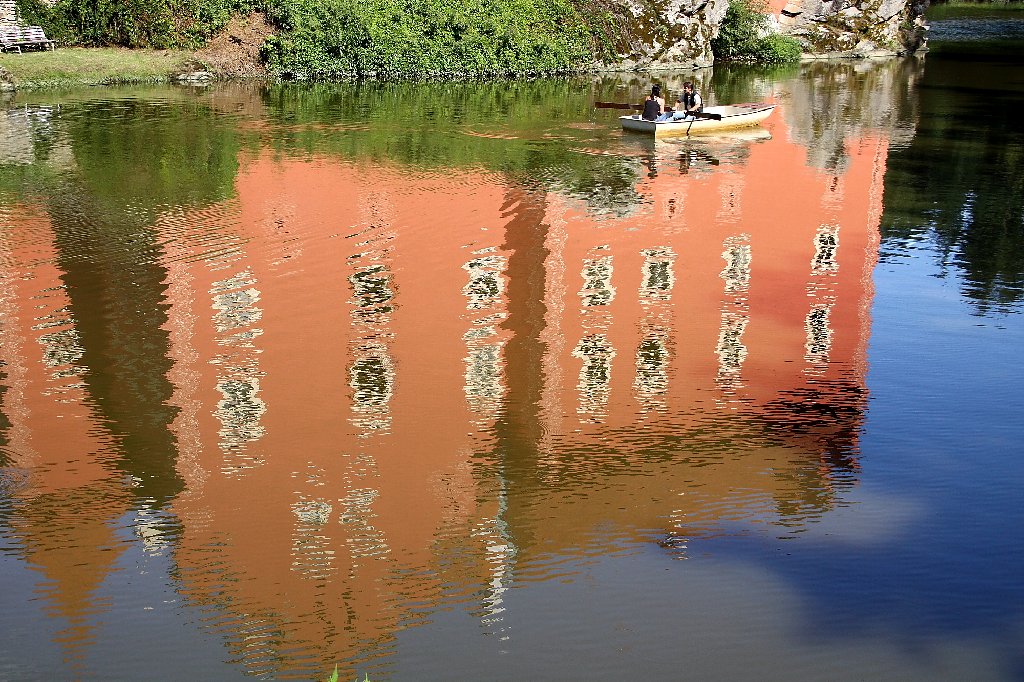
325;666;371;682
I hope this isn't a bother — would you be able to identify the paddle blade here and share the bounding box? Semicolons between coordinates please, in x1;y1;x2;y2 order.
595;101;641;110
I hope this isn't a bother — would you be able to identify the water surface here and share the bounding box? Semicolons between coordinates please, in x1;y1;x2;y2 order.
0;22;1022;681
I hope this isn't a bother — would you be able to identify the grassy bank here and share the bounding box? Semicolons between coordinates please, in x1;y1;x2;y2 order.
15;0;606;80
0;47;195;88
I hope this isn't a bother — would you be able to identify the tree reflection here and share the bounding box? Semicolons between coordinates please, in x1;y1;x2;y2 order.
881;42;1024;313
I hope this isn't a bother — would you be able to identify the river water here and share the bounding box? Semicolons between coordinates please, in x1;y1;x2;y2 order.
0;14;1022;682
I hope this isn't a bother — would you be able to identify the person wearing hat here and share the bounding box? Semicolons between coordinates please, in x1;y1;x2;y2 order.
641;85;666;121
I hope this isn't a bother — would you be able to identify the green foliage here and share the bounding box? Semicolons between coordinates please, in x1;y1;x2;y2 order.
260;0;594;78
711;0;802;64
62;97;241;223
324;667;371;682
14;0;247;49
753;33;803;63
254;79;644;212
15;0;599;77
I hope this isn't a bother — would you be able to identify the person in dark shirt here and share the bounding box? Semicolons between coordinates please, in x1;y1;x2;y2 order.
657;82;704;122
642;85;665;121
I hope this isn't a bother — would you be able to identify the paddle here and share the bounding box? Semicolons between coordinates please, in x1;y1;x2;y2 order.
594;101;641;110
594;102;723;120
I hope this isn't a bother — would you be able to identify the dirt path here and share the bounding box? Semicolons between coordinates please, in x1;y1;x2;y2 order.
191;12;275;78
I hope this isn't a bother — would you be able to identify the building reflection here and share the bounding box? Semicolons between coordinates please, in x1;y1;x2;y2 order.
0;207;135;671
0;102;887;676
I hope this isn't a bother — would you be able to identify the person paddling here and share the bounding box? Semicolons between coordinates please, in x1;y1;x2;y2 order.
641;85;665;121
679;81;703;117
657;81;704;122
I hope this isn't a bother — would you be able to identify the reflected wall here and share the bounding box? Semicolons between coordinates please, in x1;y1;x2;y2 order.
0;74;896;677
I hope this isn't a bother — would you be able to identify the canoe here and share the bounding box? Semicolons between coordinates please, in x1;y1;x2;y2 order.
620;103;776;137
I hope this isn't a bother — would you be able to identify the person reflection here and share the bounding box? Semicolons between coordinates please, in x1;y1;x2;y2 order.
679;148;720;175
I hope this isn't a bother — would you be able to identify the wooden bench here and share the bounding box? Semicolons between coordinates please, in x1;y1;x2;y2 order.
0;26;21;52
0;25;56;53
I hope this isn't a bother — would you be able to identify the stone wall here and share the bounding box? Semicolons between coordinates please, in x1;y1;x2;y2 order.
600;0;733;70
601;0;927;69
776;0;929;56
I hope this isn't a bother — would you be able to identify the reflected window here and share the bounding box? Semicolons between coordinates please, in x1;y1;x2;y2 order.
635;333;669;398
465;342;504;409
37;328;84;377
805;303;834;361
347;247;396;434
720;236;751;294
579;255;616;307
349;264;395;317
215;376;267;455
339;487;390;561
716;312;748;377
812;225;840;273
291;498;336;580
639;248;676;301
349;345;395;434
211;270;262;333
462;254;506;310
462;250;508;417
210;270;266;466
349;350;394;408
573;333;616;417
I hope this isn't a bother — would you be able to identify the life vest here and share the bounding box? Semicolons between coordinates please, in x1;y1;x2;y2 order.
681;91;702;113
642;97;661;121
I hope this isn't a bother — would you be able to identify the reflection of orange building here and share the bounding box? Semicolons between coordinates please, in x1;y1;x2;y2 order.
0;206;132;668
505;116;883;554
155;113;883;676
159;160;515;677
0;110;886;677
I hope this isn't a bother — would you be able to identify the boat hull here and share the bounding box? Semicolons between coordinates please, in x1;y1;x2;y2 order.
620;103;776;137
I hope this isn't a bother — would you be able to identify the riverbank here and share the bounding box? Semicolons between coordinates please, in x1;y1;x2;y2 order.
0;47;197;89
0;13;272;90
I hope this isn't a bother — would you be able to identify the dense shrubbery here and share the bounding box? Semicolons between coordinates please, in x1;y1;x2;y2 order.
711;0;802;64
16;0;598;76
261;0;596;78
15;0;794;77
14;0;255;49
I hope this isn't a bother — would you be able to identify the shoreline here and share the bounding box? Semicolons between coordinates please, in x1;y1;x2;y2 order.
0;45;924;93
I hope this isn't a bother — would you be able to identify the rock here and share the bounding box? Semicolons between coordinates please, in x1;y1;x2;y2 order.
601;0;731;69
773;0;926;55
0;65;14;91
175;70;215;83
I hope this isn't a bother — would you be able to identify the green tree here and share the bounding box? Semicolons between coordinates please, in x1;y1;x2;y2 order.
711;0;801;64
